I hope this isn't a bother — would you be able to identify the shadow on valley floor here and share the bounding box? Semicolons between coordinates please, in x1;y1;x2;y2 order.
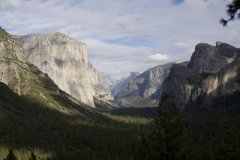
110;107;158;118
2;78;240;160
0;83;152;160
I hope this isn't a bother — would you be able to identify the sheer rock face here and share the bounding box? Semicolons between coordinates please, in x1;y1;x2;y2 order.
14;33;113;107
163;64;203;108
163;42;240;109
116;63;173;107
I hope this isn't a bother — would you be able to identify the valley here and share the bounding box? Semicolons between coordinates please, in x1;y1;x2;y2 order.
0;23;240;160
0;82;154;160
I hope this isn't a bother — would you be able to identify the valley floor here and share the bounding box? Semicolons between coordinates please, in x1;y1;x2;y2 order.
1;82;240;160
0;83;155;160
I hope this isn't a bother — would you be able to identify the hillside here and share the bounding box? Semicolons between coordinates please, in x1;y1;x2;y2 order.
0;81;153;160
0;27;153;160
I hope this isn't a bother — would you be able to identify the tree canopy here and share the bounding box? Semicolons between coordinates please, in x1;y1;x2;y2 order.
221;0;240;26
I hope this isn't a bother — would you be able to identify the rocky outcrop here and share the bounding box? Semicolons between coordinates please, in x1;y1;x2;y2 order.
0;28;29;95
116;63;173;107
14;33;113;107
163;42;240;109
188;42;239;73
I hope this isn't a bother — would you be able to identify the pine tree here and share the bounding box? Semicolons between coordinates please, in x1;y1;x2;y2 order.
29;152;37;160
4;150;17;160
220;0;240;26
143;94;185;160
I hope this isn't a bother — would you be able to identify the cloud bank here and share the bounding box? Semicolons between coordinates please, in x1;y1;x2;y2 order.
0;0;22;9
0;0;239;75
149;54;169;61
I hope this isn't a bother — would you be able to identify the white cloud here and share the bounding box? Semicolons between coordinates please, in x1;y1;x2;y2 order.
149;53;169;61
83;38;156;74
175;42;189;48
0;0;239;75
0;0;22;9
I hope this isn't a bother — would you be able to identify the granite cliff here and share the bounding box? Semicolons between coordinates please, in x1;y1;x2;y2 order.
0;27;97;115
14;33;113;107
163;42;240;109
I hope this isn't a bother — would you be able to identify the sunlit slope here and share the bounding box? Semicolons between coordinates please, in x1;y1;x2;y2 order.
0;27;153;160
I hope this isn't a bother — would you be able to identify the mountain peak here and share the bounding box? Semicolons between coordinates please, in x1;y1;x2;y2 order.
216;41;228;46
15;32;86;46
188;42;240;73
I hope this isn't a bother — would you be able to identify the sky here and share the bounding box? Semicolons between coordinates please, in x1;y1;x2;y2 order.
0;0;240;76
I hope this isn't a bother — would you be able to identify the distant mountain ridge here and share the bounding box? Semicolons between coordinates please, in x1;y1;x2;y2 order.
101;72;130;92
116;63;173;107
110;72;140;97
14;32;113;107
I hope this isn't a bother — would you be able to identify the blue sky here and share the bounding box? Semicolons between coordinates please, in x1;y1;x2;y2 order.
0;0;239;76
173;0;184;4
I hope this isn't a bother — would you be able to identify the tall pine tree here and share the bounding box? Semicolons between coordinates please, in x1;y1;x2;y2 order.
4;150;17;160
142;94;185;160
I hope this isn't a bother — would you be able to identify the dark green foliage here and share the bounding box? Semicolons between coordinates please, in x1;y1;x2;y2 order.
4;150;17;160
220;0;240;26
1;79;240;160
184;107;240;160
1;77;240;160
214;119;239;160
0;83;151;160
142;95;185;160
140;92;240;160
1;76;240;160
238;79;240;85
110;107;158;118
29;152;37;160
212;91;240;108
